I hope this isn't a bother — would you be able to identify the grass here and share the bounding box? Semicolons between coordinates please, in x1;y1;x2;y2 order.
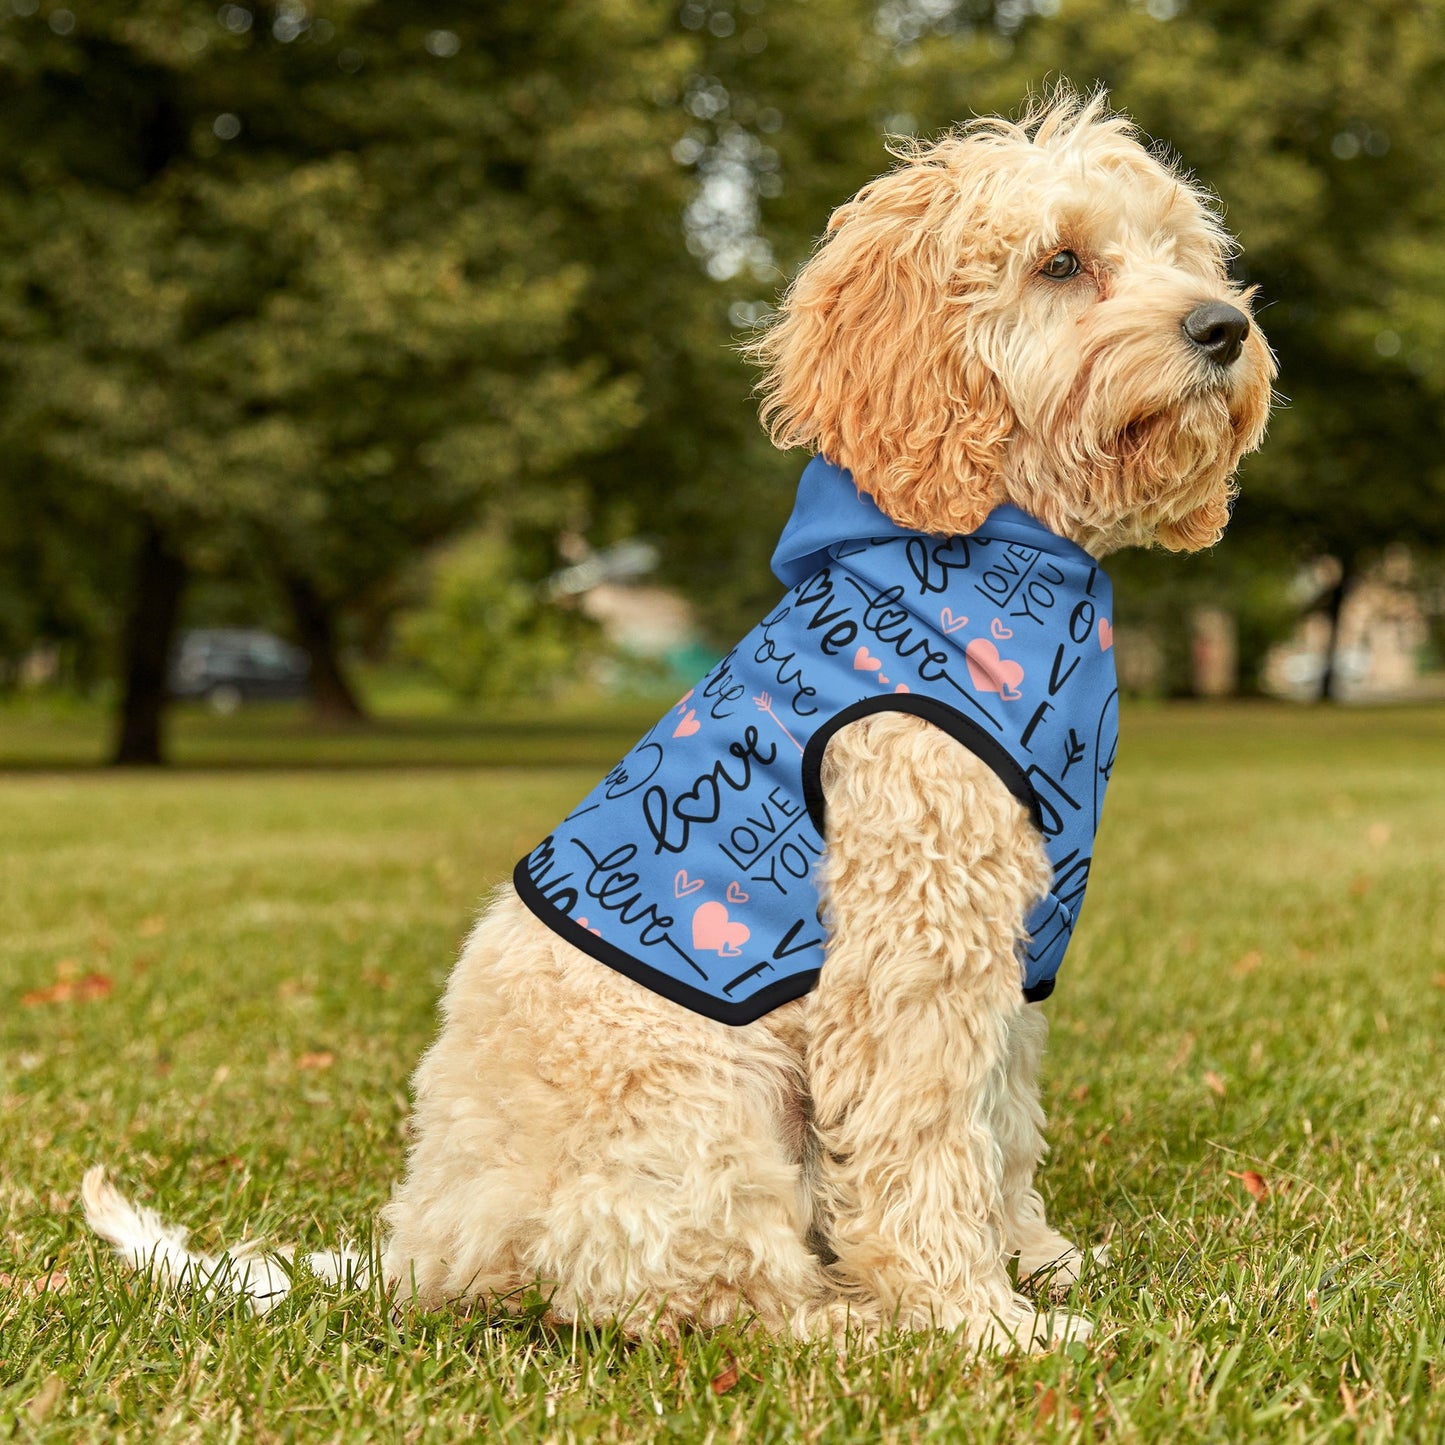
2;700;1443;1442
0;683;668;771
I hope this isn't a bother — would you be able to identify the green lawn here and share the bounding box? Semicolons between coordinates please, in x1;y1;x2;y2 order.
2;703;1443;1442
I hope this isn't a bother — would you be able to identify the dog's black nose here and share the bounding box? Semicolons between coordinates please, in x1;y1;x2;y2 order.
1182;302;1250;367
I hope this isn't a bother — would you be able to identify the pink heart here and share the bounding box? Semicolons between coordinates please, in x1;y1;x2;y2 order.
894;682;910;693
575;916;602;938
853;646;882;672
1098;617;1114;651
990;618;1014;641
674;870;705;899
878;675;890;686
965;638;1025;703
939;608;969;635
692;900;751;958
675;689;694;709
726;881;750;904
672;708;700;738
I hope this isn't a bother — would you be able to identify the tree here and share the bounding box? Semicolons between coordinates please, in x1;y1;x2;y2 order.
0;1;689;758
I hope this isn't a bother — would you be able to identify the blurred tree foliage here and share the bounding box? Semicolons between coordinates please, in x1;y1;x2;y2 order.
3;0;1445;752
602;0;885;633
396;529;597;705
0;0;687;756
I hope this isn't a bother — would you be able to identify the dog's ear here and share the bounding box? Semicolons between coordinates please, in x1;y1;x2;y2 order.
749;151;1013;535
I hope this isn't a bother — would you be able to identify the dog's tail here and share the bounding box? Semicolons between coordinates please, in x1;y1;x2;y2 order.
81;1166;368;1315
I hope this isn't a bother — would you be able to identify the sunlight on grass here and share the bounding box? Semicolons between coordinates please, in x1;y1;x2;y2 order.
2;704;1443;1441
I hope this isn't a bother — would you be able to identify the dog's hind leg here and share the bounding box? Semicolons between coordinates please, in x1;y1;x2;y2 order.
383;894;834;1337
515;990;837;1340
806;713;1091;1350
526;1039;888;1350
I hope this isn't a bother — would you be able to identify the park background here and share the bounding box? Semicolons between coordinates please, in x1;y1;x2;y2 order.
2;3;1444;1443
2;0;1445;756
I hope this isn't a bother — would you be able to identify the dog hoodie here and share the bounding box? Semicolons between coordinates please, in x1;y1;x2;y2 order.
515;456;1119;1025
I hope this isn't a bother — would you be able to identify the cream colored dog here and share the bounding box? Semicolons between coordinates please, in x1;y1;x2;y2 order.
85;91;1273;1351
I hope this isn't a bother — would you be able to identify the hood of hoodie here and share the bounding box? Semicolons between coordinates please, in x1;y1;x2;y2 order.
770;455;1096;589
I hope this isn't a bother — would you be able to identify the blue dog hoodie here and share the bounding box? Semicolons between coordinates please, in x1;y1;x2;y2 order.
515;456;1119;1025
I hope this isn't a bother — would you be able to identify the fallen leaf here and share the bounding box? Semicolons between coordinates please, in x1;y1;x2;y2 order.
1228;1169;1268;1201
20;972;112;1007
295;1051;334;1071
1034;1386;1058;1426
1231;950;1263;978
711;1357;739;1396
21;982;71;1007
1204;1071;1227;1098
0;1269;69;1299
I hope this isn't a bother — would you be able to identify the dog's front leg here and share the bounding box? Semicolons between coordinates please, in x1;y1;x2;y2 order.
806;712;1089;1350
993;1006;1097;1290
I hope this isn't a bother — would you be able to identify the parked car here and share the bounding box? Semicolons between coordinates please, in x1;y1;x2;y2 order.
169;629;310;713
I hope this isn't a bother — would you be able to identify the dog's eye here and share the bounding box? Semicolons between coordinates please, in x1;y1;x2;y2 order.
1040;250;1081;280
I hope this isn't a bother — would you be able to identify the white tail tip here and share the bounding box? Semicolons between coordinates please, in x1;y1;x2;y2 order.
81;1166;368;1315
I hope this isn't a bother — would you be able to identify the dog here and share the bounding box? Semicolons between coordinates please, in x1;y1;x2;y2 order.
85;89;1273;1351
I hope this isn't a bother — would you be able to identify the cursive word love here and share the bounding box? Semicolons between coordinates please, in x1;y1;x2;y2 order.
569;839;703;977
851;582;957;686
643;726;778;856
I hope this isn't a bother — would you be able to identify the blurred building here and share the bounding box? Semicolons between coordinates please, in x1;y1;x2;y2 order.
1263;550;1440;701
549;539;715;686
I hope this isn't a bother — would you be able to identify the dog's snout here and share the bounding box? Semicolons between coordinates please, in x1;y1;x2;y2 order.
1182;302;1250;367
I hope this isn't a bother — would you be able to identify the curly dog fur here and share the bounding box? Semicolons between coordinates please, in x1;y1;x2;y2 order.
85;89;1274;1351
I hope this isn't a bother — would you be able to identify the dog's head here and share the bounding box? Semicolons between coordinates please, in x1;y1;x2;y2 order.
751;90;1275;554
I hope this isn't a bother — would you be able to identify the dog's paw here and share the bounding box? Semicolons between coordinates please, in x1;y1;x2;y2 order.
1032;1308;1093;1349
1018;1239;1110;1294
972;1295;1093;1353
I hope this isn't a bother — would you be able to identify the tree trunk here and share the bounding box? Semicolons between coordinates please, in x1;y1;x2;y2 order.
111;522;187;766
1317;560;1354;703
283;572;366;723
